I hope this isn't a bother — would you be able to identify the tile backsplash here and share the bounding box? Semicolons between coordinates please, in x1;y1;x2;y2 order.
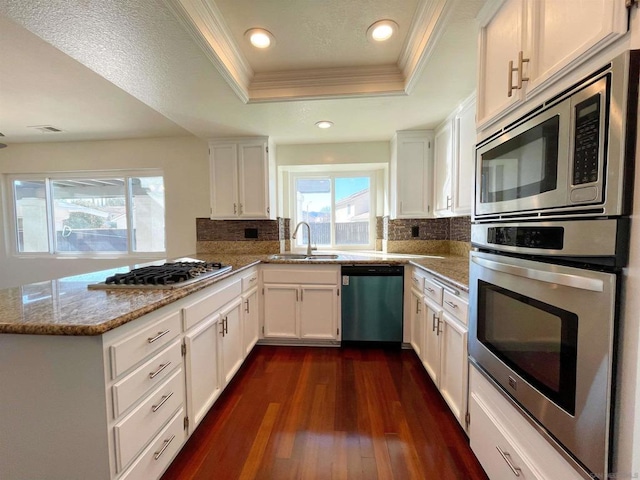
196;216;470;256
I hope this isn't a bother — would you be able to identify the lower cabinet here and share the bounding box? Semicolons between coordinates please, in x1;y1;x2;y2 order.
409;287;425;358
219;298;244;385
469;364;585;480
183;313;222;428
261;265;340;343
242;287;259;354
419;270;469;430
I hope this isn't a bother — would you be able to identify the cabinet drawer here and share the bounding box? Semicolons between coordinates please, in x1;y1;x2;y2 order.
442;291;468;325
114;368;184;472
112;340;182;418
423;278;443;304
110;312;181;379
410;270;425;291
470;394;538;480
263;268;338;285
119;408;185;480
242;270;259;291
182;279;241;331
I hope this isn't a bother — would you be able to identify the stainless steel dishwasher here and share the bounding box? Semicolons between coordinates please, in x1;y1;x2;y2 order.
341;265;404;347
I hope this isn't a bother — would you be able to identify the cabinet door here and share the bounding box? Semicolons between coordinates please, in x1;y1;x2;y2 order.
527;0;628;97
423;298;442;385
434;120;454;217
220;299;244;385
242;288;259;355
299;285;338;340
238;142;269;218
184;314;222;429
439;311;468;429
477;0;526;128
396;134;432;218
210;144;239;218
409;289;425;358
263;284;299;338
453;96;476;216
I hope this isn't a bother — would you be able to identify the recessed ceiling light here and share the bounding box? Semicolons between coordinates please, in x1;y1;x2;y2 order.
245;28;275;49
315;121;333;129
367;20;398;42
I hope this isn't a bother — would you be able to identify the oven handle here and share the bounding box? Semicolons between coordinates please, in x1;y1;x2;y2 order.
471;256;604;292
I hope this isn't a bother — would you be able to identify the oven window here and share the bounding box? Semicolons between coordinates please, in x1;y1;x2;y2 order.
477;280;577;414
480;115;559;203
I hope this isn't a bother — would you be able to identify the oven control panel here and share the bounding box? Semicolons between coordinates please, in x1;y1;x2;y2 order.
572;93;601;186
487;226;564;249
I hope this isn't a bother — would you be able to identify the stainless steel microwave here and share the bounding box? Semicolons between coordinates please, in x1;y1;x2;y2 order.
474;50;639;221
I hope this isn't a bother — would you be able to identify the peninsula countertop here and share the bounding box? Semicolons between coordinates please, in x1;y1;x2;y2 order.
0;252;469;336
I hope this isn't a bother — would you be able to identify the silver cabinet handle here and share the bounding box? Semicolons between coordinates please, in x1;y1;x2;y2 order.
149;361;171;379
245;299;250;313
425;286;435;293
432;313;438;332
154;434;176;460
233;203;237;214
436;318;442;336
152;391;173;412
416;299;421;314
296;289;299;302
508;51;529;97
444;300;458;309
239;203;243;214
224;316;228;335
430;277;459;296
148;330;170;344
446;195;452;209
496;446;522;477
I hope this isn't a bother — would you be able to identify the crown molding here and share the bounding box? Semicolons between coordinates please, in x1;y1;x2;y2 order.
398;0;458;94
163;0;253;103
249;65;406;102
164;0;459;103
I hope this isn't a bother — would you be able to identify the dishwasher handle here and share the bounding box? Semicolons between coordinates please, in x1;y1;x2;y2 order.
341;265;404;276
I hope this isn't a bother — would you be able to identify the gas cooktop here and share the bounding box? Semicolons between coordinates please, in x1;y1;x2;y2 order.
88;260;232;290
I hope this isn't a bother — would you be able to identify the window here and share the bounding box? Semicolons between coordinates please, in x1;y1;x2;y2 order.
11;172;165;255
292;173;374;250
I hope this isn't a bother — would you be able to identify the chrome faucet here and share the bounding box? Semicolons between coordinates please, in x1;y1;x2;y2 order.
292;221;316;256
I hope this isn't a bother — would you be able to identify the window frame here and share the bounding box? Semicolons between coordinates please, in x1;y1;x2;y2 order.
290;171;376;251
7;169;166;259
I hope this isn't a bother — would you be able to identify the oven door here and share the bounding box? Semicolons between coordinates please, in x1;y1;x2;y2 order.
469;250;617;477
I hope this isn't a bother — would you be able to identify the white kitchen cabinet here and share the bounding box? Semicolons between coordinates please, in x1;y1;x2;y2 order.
452;94;476;215
434;94;476;217
261;265;340;343
182;275;242;432
209;137;276;219
241;268;260;355
476;0;628;130
421;273;469;430
409;268;426;358
219;298;244;385
469;364;585;480
183;313;222;429
390;130;434;219
433;118;454;217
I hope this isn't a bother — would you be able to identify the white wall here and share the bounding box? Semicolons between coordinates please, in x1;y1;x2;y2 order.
0;136;209;288
276;141;390;165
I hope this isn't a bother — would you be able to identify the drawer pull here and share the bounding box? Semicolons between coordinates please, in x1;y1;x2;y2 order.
496;446;522;477
149;361;172;379
154;434;176;461
148;330;170;344
445;300;458;309
249;277;256;283
426;287;435;293
151;392;174;413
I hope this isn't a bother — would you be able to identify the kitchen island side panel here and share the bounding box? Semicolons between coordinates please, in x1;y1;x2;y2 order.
0;334;111;480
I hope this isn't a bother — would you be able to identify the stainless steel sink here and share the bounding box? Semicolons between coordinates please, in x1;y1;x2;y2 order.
268;253;340;261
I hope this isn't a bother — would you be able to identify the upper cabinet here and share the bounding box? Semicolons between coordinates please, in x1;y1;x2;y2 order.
476;0;629;131
434;94;477;217
209;137;276;219
390;130;434;219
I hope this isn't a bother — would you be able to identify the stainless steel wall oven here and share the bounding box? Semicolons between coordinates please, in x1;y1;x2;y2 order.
470;50;640;480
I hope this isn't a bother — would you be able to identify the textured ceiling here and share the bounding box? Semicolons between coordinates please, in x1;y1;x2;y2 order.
0;0;484;145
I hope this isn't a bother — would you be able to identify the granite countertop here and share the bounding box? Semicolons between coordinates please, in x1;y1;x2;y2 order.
0;252;469;336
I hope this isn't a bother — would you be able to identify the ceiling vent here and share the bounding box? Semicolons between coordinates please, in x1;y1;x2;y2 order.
28;125;64;133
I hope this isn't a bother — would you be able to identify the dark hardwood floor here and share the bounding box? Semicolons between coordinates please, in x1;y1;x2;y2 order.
161;346;489;480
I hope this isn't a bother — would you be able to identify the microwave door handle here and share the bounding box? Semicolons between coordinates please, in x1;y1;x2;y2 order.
471;256;604;292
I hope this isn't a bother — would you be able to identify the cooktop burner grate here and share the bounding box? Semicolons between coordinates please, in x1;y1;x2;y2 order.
89;261;232;289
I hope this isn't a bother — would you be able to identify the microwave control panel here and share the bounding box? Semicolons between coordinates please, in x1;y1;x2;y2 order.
572;93;601;186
